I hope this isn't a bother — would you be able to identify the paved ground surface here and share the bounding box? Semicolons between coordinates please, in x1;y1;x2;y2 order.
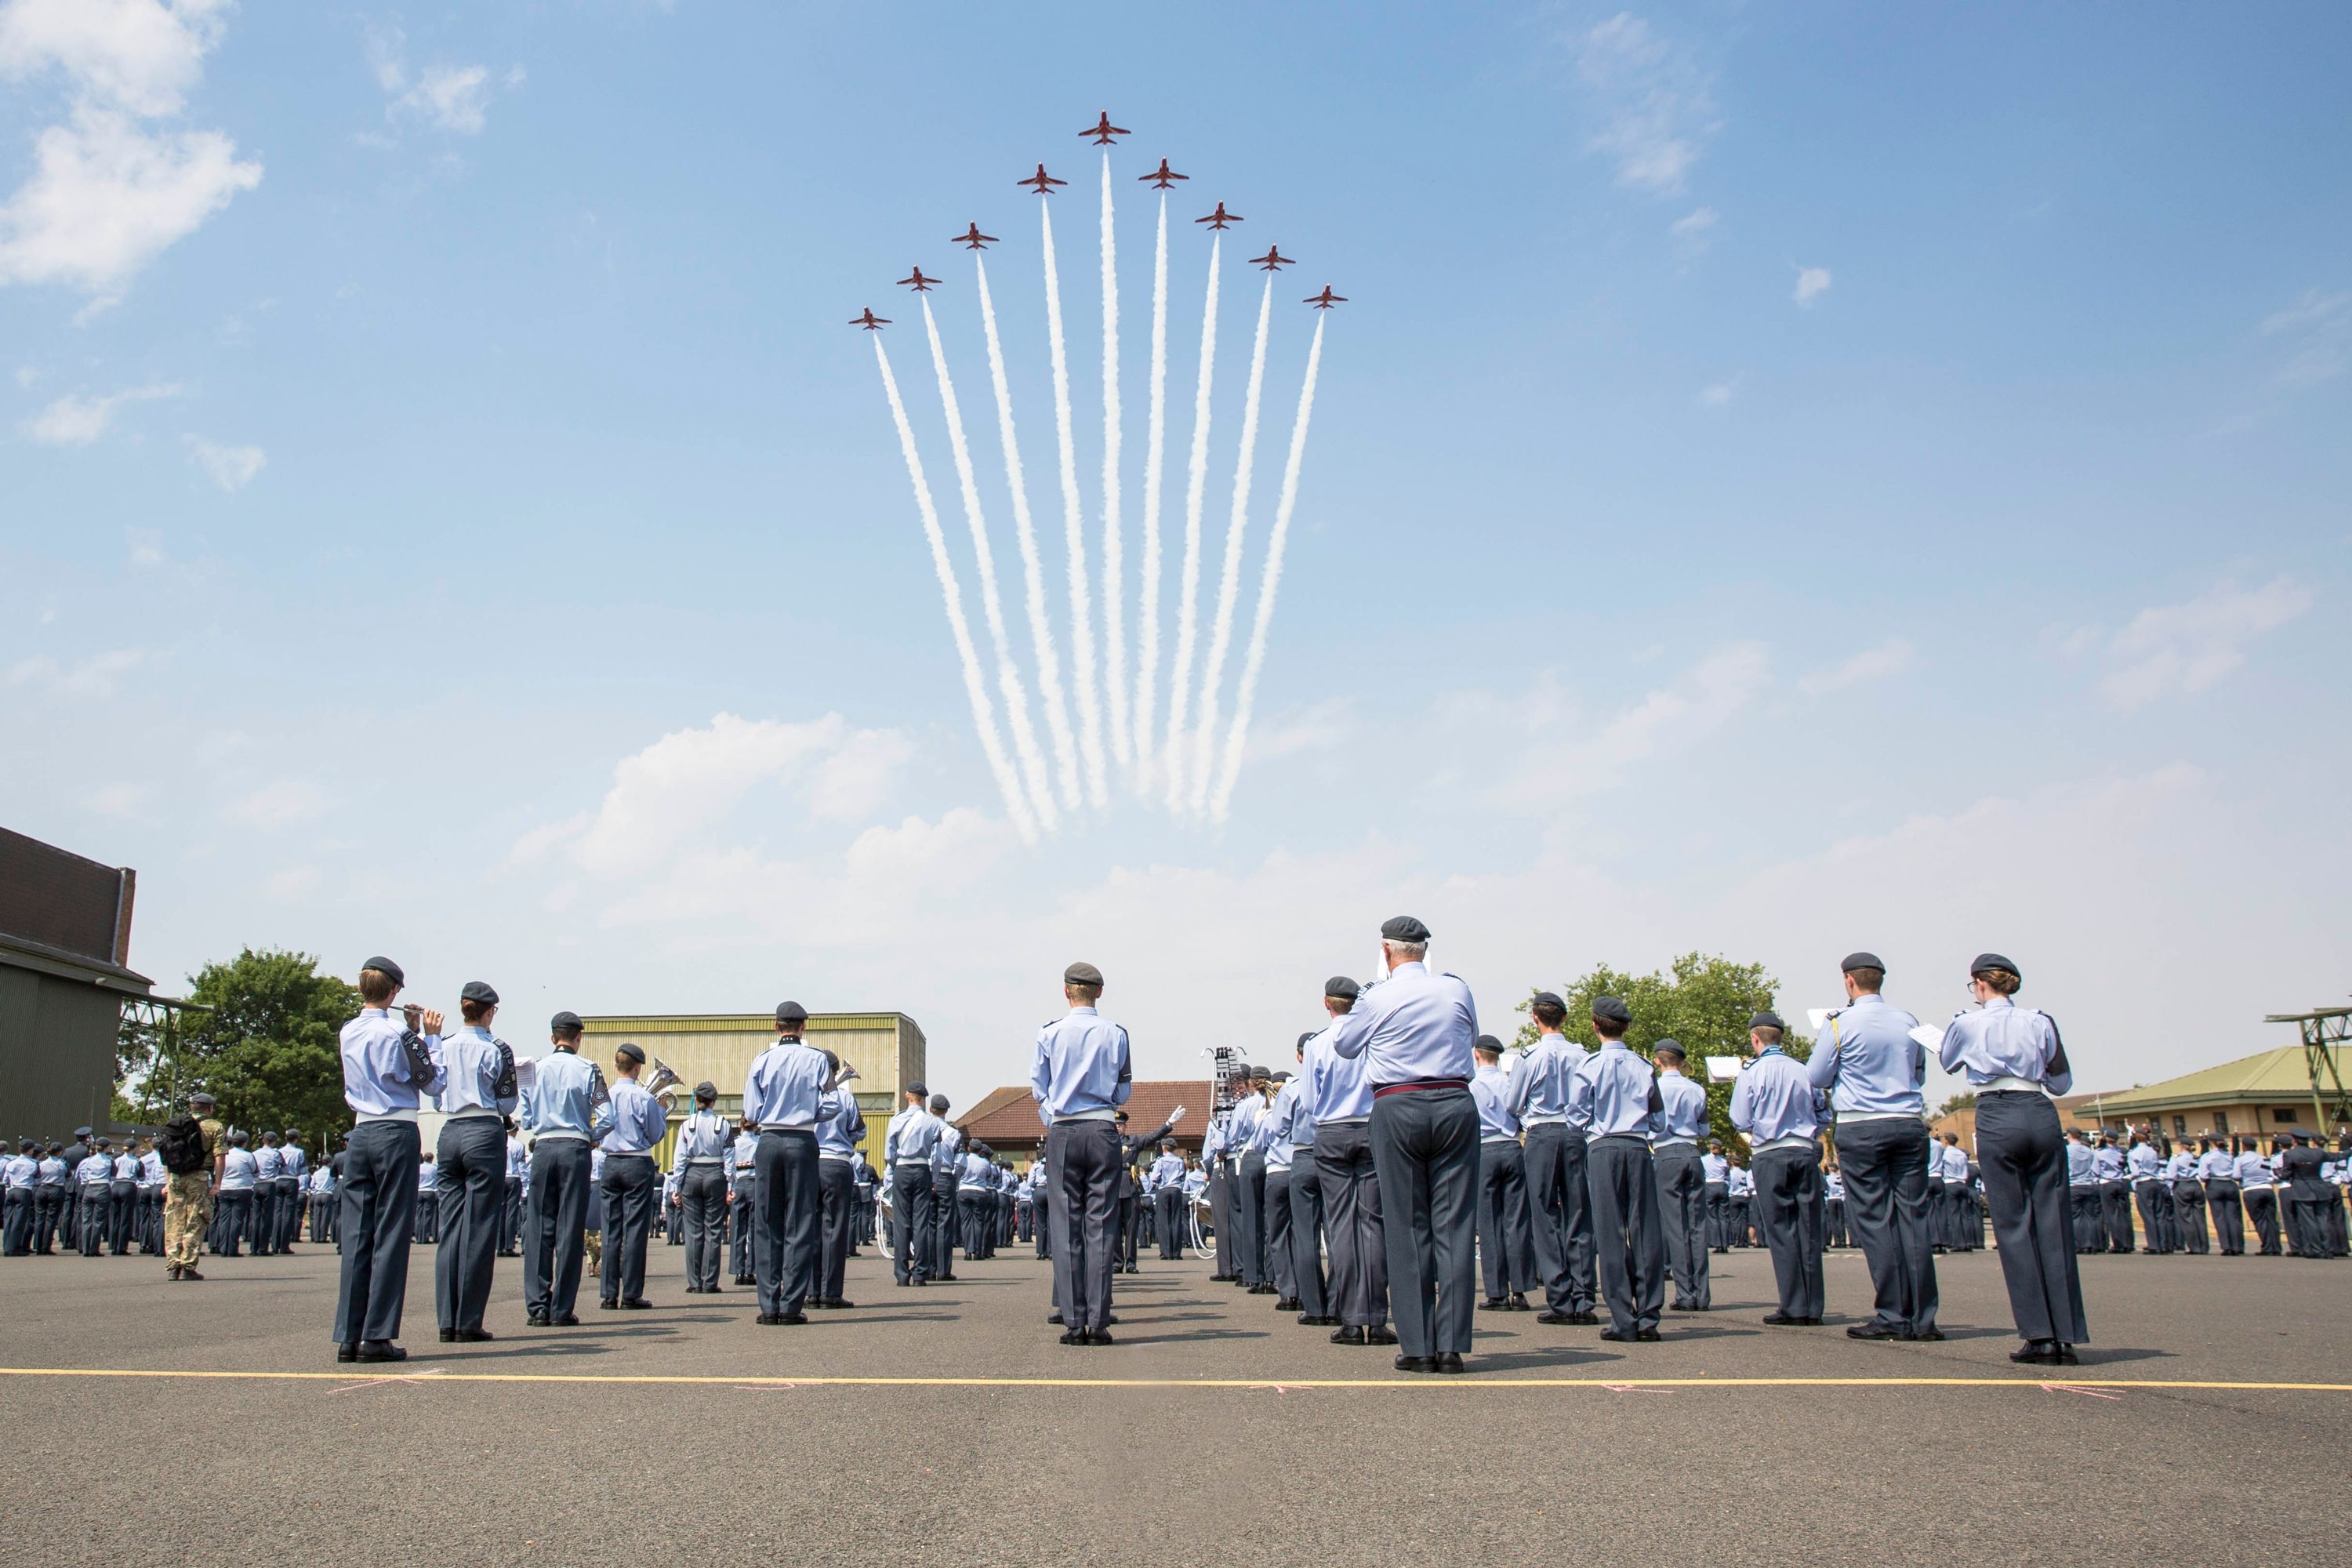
2;1240;2347;1565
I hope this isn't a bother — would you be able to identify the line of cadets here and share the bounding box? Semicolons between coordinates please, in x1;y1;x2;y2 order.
2067;1124;2350;1258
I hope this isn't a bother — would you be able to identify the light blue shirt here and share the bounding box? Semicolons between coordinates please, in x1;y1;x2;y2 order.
1508;1033;1578;1125
1730;1050;1824;1147
816;1091;867;1160
2093;1145;2127;1182
1304;1018;1374;1123
1936;996;2072;1095
340;1007;445;1120
884;1105;940;1167
2066;1141;2096;1185
1327;962;1479;1087
281;1145;307;1181
253;1145;282;1181
112;1152;139;1181
140;1151;166;1186
37;1157;66;1185
1229;1094;1264;1156
220;1149;256;1191
1566;1040;1664;1138
931;1124;964;1178
1148;1152;1185;1190
2126;1142;2162;1181
1029;1006;1134;1123
2165;1151;2197;1181
420;1162;441;1192
76;1153;114;1185
1269;1070;1318;1149
1470;1062;1520;1142
673;1109;732;1168
743;1037;837;1130
2197;1149;2237;1181
1806;995;1927;1120
1701;1151;1730;1184
2;1155;34;1189
437;1025;519;1117
1654;1069;1708;1143
602;1079;670;1155
521;1049;610;1142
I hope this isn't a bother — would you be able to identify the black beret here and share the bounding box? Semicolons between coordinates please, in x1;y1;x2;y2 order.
1840;952;1884;975
550;1010;583;1033
1474;1035;1503;1053
284;1128;301;1138
361;955;405;987
1591;995;1632;1024
1653;1037;1686;1059
187;1090;215;1105
615;1042;645;1065
775;1000;809;1025
1380;915;1432;944
1530;990;1565;1011
1297;1031;1316;1050
460;980;499;1006
1269;1070;1291;1083
1750;1011;1786;1033
929;1095;949;1112
1248;1065;1270;1080
1063;961;1105;987
1970;953;2020;978
906;1080;927;1098
1324;975;1360;1000
694;1080;717;1101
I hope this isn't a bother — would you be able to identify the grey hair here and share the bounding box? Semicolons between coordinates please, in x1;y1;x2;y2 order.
1381;938;1428;964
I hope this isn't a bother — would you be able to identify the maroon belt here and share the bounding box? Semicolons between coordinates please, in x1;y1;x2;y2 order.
1373;1077;1469;1099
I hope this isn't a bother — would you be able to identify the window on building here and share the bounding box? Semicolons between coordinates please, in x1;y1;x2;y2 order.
2213;1111;2230;1134
2172;1116;2187;1136
2275;1108;2300;1124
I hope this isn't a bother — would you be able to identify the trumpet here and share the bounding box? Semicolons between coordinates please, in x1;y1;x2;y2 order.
644;1056;684;1099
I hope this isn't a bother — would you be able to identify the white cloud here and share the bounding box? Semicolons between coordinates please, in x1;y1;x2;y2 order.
265;865;320;902
368;24;521;137
2259;287;2347;394
0;1;259;306
1697;380;1733;408
1243;696;1355;762
2094;575;2313;710
87;781;147;815
807;728;916;822
183;432;262;489
1480;642;1770;807
227;779;328;826
13;365;35;387
1669;205;1717;255
3;645;146;697
126;526;163;566
1573;12;1717;197
1793;266;1832;307
20;379;176;444
1797;638;1915;699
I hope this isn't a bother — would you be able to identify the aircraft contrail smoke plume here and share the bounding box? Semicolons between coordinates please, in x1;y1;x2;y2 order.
873;337;1038;844
1188;275;1274;817
920;297;1057;833
1162;232;1222;813
976;256;1081;811
1210;314;1325;825
1098;154;1130;775
1040;201;1108;808
1133;194;1171;795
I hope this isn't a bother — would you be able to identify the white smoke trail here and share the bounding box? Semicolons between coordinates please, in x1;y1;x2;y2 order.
919;296;1058;833
1161;232;1222;813
1133;194;1171;796
1210;314;1325;825
1188;275;1274;816
1040;201;1108;808
872;337;1038;844
1097;153;1130;775
976;256;1081;811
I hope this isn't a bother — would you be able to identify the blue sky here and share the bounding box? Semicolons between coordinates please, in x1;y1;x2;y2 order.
5;1;2347;1110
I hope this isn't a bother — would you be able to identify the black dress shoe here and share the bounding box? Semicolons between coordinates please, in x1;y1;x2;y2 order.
527;1312;550;1327
455;1328;495;1343
2055;1345;2080;1365
2010;1340;2061;1364
1478;1298;1508;1312
1276;1298;1301;1312
336;1343;358;1363
1846;1322;1899;1341
1298;1314;1338;1327
757;1313;785;1325
1432;1352;1465;1374
1762;1312;1802;1326
622;1298;652;1310
1598;1327;1630;1342
1535;1309;1577;1326
438;1328;459;1342
831;1299;858;1310
1366;1326;1398;1345
1907;1327;1946;1342
777;1310;808;1325
1330;1325;1367;1345
355;1341;406;1363
1059;1330;1084;1346
1048;1311;1065;1324
1508;1294;1530;1311
599;1299;619;1310
1085;1329;1115;1345
1104;1314;1120;1325
1566;1311;1600;1326
554;1313;579;1327
1635;1327;1662;1341
1393;1355;1436;1373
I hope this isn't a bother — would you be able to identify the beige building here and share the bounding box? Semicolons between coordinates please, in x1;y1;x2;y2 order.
2067;1044;2352;1142
574;1011;925;1169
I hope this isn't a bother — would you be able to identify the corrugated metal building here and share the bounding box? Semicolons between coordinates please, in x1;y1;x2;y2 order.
0;828;150;1138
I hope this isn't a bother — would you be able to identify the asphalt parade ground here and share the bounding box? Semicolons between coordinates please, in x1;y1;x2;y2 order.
3;1243;2346;1566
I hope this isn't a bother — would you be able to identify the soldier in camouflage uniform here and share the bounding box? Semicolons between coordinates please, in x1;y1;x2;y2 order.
164;1090;227;1281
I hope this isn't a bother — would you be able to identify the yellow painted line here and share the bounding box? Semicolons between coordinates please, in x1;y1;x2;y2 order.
1;1367;2347;1392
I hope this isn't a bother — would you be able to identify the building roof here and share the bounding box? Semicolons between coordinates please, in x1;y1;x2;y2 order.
2071;1046;2350;1117
957;1080;1214;1149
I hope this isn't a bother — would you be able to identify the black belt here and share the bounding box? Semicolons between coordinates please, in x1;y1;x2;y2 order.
1373;1077;1469;1099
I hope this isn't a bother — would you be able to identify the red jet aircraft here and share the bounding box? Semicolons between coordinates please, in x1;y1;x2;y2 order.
1018;163;1066;194
850;308;890;331
1250;246;1294;272
1080;112;1130;146
1195;201;1243;230
1138;158;1188;189
897;267;939;292
951;223;996;251
1304;285;1347;309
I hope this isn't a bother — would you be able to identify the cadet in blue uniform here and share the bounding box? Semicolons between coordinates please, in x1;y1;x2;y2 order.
1201;1112;1232;1279
1330;916;1480;1374
1271;1031;1330;1323
2;1139;37;1255
333;957;445;1364
433;981;519;1342
1512;991;1599;1323
74;1139;114;1256
2235;1138;2278;1254
1229;1068;1269;1292
1731;1012;1827;1325
673;1083;734;1293
1807;953;1939;1343
2093;1134;2133;1253
276;1132;307;1253
1701;1141;1731;1252
1570;995;1668;1343
521;1010;611;1326
1937;952;2085;1365
729;1116;760;1283
1031;960;1133;1345
1149;1143;1188;1261
600;1042;674;1310
2065;1127;2102;1251
1307;975;1392;1346
1650;1040;1711;1312
2198;1138;2243;1255
1259;1080;1298;1305
742;1003;840;1324
928;1098;962;1283
884;1083;940;1285
2126;1132;2172;1254
814;1054;866;1307
1470;1035;1533;1311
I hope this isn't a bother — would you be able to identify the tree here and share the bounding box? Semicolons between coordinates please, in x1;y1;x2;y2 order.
1507;952;1809;1152
122;949;361;1149
1936;1091;1978;1120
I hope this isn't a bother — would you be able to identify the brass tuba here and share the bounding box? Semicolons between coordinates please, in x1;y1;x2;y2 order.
644;1056;684;1100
